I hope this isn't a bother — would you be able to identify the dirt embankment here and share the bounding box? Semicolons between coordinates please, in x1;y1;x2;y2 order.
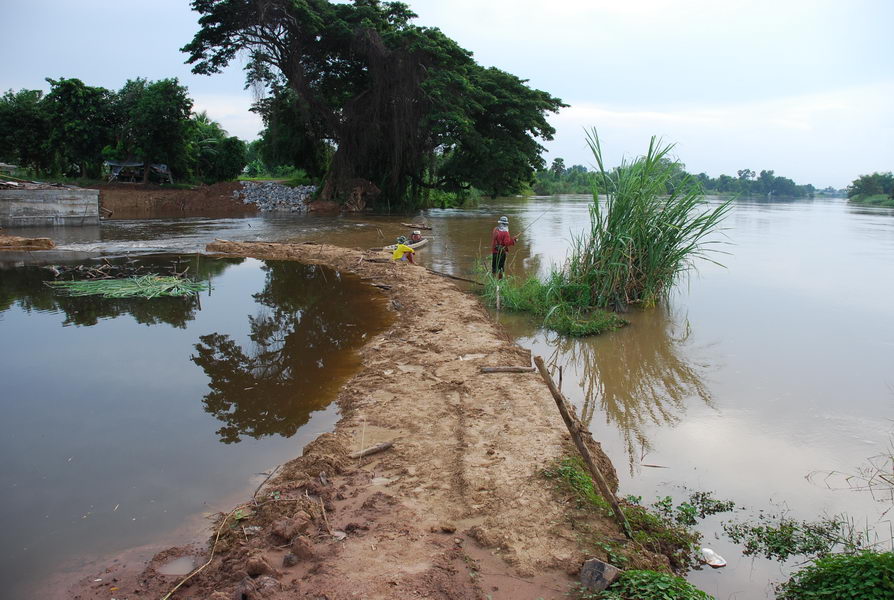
63;241;665;600
0;232;55;250
97;182;258;219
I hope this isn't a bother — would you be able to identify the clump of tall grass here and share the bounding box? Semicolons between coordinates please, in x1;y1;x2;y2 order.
479;272;627;336
564;129;731;309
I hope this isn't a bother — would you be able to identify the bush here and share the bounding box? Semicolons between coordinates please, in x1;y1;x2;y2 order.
589;569;713;600
777;551;894;599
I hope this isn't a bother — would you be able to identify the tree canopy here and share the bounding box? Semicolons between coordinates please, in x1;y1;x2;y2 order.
183;0;565;208
0;77;245;183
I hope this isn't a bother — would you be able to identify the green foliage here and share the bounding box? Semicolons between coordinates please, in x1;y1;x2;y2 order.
533;163;594;195
542;457;704;571
723;513;866;561
563;130;731;310
43;77;117;177
777;551;894;600
851;194;894;207
0;89;51;172
183;0;564;208
3;77;245;184
479;273;627;337
46;275;209;299
848;172;894;205
583;570;713;600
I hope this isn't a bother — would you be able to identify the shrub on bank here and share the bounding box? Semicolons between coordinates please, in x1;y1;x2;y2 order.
777;551;894;599
584;570;713;600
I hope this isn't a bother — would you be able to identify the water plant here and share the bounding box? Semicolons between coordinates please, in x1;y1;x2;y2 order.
46;275;209;299
723;512;868;561
565;129;731;310
542;457;732;571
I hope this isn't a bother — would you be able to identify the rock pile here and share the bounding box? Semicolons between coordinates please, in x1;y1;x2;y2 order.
236;181;316;212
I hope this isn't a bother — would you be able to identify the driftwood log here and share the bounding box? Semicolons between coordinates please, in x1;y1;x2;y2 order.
401;222;433;230
349;442;394;459
480;366;535;373
534;356;633;539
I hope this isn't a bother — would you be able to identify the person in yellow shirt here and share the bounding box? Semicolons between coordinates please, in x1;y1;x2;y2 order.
391;236;417;264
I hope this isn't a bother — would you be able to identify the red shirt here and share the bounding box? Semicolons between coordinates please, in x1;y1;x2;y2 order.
491;228;515;254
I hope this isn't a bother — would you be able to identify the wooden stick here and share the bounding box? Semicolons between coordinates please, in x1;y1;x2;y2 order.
425;268;483;286
480;366;536;373
349;442;394;459
534;356;633;539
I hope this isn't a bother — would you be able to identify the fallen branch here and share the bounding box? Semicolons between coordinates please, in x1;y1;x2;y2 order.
349;442;394;459
534;355;633;539
402;222;432;230
480;366;535;373
425;268;483;286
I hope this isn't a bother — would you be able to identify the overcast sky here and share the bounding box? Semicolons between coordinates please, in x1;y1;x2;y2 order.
3;0;892;187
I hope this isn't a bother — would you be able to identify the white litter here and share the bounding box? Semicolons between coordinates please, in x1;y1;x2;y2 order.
701;547;727;568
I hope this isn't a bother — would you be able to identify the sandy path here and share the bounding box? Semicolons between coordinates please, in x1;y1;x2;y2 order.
66;241;626;600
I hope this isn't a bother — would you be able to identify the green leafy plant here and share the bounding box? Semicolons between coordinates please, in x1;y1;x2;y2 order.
579;570;713;600
777;551;894;599
723;513;866;561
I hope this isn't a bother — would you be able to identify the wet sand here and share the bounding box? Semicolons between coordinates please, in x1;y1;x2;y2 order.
59;240;654;600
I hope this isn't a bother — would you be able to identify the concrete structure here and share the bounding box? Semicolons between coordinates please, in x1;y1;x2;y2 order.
0;188;100;227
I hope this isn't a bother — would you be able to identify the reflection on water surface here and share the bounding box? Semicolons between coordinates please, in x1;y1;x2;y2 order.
0;254;389;597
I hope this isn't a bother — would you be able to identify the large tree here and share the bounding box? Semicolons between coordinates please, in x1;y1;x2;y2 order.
183;0;564;207
43;78;117;177
0;89;52;172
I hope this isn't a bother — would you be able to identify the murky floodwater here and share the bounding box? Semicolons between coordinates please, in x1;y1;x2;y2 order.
3;195;893;598
0;254;390;597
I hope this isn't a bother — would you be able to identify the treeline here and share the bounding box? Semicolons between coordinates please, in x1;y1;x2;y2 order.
847;172;894;207
534;159;822;198
183;0;564;209
0;77;246;184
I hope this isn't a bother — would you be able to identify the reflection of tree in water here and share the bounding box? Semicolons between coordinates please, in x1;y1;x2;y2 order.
545;307;713;472
0;255;239;328
192;262;378;444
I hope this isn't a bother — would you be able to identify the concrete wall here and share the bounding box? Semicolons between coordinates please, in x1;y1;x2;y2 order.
0;188;100;227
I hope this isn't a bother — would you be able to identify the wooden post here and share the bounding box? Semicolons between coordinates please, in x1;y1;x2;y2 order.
496;284;501;311
534;356;633;539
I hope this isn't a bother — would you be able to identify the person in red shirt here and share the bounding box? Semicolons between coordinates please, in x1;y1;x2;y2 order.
491;216;518;279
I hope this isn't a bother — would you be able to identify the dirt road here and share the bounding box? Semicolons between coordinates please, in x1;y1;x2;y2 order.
64;241;642;600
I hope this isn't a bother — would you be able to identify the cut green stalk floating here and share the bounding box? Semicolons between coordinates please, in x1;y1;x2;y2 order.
46;275;209;299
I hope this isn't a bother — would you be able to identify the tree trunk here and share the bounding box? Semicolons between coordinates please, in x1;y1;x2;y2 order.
142;160;150;184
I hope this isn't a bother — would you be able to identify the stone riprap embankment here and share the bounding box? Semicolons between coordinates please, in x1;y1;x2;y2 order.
236;181;316;212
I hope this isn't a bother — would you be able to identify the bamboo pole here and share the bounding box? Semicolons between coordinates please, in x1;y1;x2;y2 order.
534;355;633;539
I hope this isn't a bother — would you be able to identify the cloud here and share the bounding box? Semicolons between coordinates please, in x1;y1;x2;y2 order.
544;82;894;187
191;93;263;140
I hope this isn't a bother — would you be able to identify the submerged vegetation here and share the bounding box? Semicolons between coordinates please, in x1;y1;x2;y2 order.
480;130;730;334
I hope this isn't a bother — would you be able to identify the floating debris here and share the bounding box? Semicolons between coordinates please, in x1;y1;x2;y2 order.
46;275;209;299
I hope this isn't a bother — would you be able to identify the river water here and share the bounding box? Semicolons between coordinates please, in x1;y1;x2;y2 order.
2;195;892;598
0;255;390;597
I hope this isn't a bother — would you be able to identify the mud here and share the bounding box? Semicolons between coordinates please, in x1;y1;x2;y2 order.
59;241;660;600
97;182;257;219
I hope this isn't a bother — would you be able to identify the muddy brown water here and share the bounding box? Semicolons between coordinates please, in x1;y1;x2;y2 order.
0;254;390;598
3;195;894;598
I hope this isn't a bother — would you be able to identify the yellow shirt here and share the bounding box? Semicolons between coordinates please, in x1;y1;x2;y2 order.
391;243;414;261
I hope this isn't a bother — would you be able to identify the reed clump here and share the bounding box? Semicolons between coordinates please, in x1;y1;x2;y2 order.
480;272;627;337
565;129;731;310
478;130;729;335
